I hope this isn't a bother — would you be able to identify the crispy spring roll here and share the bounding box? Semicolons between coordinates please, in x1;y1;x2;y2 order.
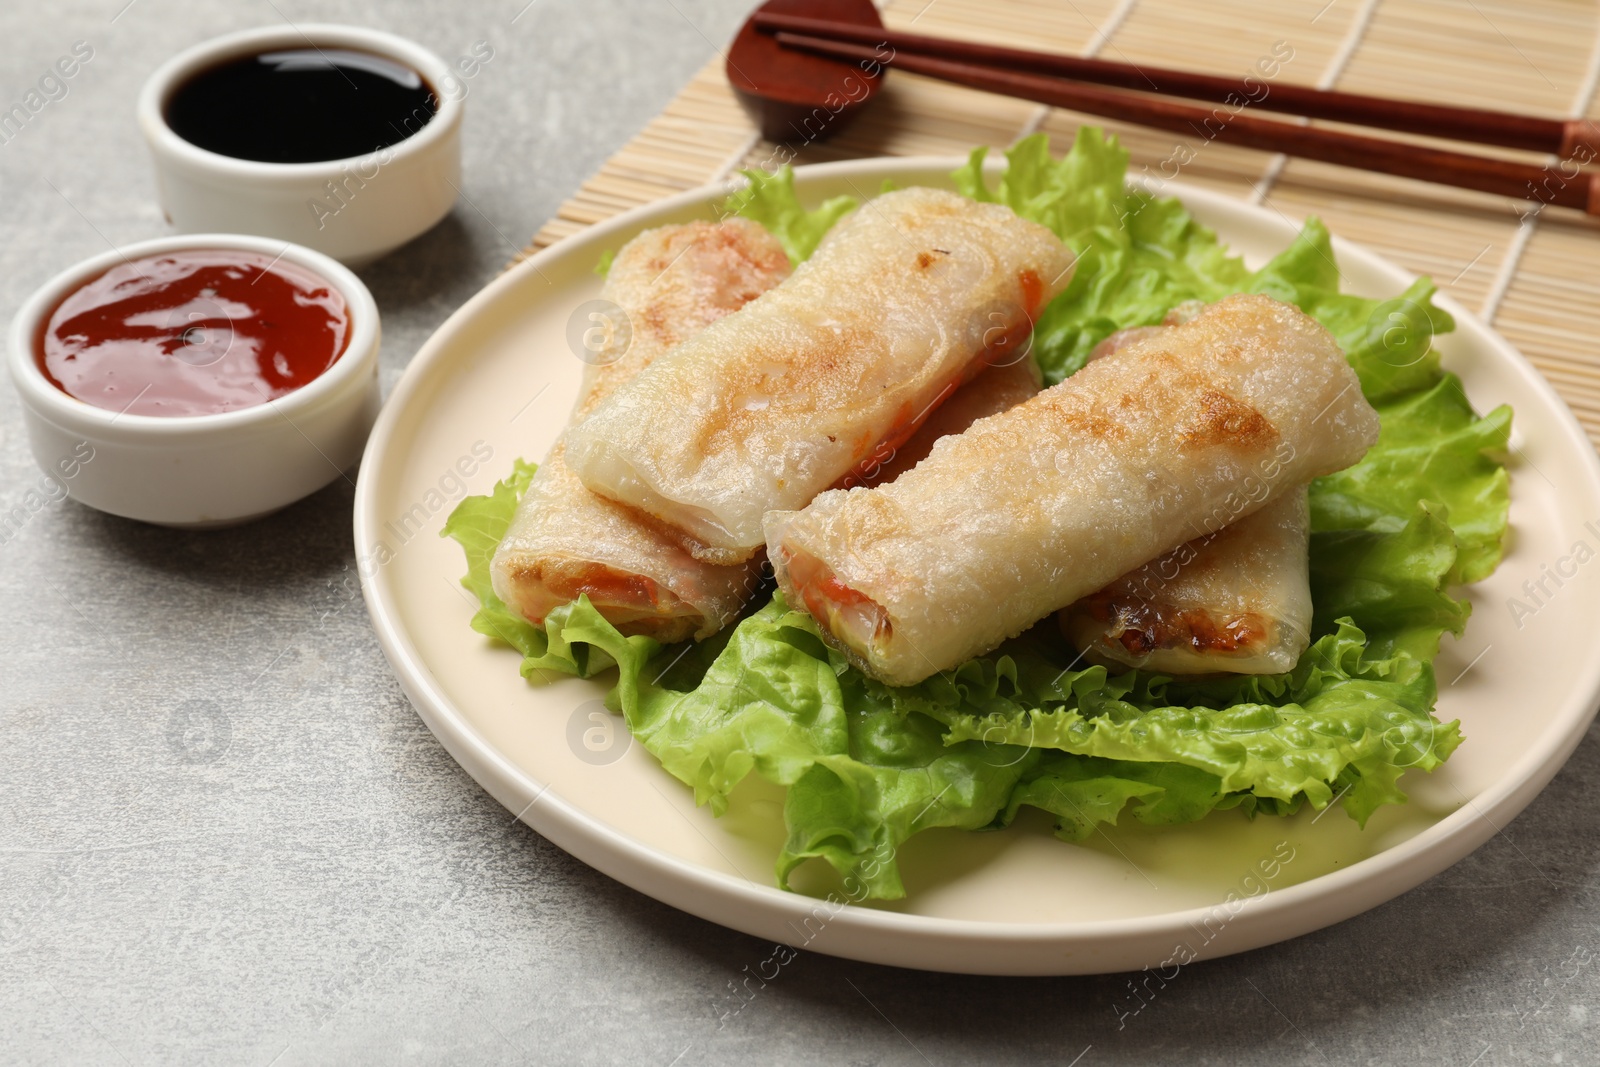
490;219;791;642
565;187;1076;565
1059;309;1313;675
886;319;1313;675
853;332;1313;676
1059;489;1312;675
766;294;1381;686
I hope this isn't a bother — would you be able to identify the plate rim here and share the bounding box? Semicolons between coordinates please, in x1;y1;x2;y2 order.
354;154;1600;974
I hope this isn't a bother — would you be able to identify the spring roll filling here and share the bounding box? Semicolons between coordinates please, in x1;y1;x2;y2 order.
1067;592;1273;659
502;558;694;628
778;546;892;660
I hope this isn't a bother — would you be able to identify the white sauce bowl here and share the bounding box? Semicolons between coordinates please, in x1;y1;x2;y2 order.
7;234;381;527
138;24;462;267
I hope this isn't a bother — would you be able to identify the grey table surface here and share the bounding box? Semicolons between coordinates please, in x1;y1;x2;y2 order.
2;2;1598;1065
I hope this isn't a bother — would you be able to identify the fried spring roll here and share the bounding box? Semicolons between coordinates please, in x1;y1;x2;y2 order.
1059;489;1312;675
565;187;1076;565
490;219;791;642
858;332;1313;676
1059;308;1313;675
766;294;1380;686
884;322;1313;675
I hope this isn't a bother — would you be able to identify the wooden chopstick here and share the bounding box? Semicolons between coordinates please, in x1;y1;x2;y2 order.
754;11;1600;160
773;31;1600;218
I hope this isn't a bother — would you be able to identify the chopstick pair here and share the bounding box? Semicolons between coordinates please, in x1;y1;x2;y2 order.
754;11;1600;218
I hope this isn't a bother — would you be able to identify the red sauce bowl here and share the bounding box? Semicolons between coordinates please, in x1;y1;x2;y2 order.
8;235;380;526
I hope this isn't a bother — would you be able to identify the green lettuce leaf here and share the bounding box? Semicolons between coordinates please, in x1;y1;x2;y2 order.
1242;217;1512;587
1247;221;1450;402
931;619;1458;828
440;459;543;656
490;593;1036;898
439;460;642;678
1000;755;1246;842
956;129;1252;383
1310;502;1472;661
453;586;1455;894
720;166;857;265
1313;378;1512;586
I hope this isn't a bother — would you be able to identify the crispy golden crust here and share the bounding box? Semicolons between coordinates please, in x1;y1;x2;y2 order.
565;188;1077;563
768;293;1380;686
490;219;790;641
1060;489;1312;675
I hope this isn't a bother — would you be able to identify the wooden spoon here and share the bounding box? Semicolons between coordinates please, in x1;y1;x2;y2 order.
725;0;885;145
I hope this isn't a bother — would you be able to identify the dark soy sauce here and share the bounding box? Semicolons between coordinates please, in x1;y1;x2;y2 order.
165;49;438;164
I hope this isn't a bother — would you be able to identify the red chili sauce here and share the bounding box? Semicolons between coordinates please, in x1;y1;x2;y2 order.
37;249;350;417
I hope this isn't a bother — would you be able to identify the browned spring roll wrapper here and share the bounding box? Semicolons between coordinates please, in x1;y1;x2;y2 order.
565;187;1076;565
765;293;1381;686
490;219;791;642
1060;489;1312;675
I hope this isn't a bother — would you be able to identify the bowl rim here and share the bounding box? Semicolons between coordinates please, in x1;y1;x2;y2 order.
136;22;463;183
8;232;380;440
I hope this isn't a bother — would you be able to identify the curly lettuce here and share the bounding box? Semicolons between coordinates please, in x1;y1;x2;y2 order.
445;129;1510;899
722;164;857;265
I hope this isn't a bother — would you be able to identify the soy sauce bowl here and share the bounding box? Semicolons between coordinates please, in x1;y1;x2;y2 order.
7;234;381;528
138;24;462;266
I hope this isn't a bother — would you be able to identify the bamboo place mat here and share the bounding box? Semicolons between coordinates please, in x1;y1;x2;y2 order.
516;0;1600;444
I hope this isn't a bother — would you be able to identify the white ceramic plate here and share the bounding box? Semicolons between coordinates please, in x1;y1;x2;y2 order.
354;158;1600;975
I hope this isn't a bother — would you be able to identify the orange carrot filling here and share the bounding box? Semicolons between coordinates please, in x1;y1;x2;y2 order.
783;548;890;657
1017;268;1044;317
518;563;689;628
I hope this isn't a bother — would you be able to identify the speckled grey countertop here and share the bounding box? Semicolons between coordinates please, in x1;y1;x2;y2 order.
3;2;1598;1065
